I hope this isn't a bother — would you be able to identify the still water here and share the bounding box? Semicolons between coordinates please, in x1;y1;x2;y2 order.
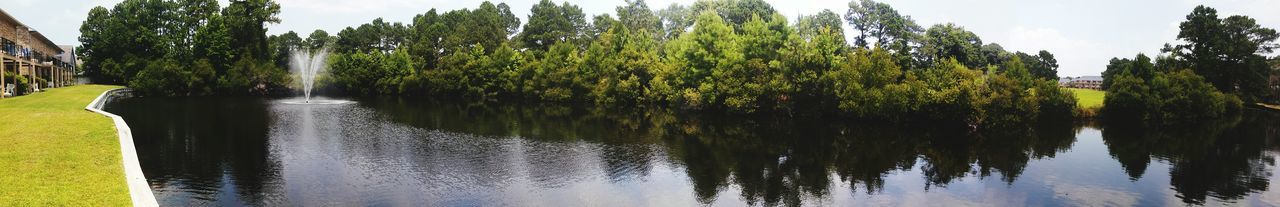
104;96;1280;206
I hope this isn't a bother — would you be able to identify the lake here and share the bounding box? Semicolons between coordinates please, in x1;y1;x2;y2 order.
104;96;1280;206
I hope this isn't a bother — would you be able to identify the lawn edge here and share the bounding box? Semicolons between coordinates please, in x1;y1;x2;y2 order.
84;88;158;207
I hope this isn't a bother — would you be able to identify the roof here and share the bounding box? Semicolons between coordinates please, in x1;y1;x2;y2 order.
0;8;22;29
1059;76;1104;83
0;8;64;54
1076;76;1104;81
30;31;63;53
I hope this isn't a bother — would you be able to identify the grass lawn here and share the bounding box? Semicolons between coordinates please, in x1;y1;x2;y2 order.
1068;88;1105;109
0;85;131;206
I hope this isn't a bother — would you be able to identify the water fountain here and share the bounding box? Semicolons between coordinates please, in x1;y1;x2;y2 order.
283;47;351;105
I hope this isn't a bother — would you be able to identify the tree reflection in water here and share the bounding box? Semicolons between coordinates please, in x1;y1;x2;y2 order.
106;96;284;205
359;97;1086;206
108;95;1280;206
1103;111;1280;205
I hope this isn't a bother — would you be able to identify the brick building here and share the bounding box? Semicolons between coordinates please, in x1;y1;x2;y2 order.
1;8;75;98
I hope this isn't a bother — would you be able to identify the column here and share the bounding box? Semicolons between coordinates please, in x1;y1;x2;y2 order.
1;57;6;99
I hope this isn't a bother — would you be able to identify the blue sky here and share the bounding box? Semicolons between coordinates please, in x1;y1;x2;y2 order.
5;0;1278;76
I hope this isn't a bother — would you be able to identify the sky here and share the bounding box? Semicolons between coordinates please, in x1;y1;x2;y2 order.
5;0;1279;77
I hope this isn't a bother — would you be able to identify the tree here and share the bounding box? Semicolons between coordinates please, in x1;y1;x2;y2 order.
587;14;617;40
1031;50;1060;80
656;3;692;40
781;19;846;99
268;31;302;68
335;18;409;53
719;14;793;112
583;24;660;104
653;11;741;109
714;0;777;30
526;42;585;101
919;23;985;69
222;0;281;60
616;0;663;41
797;9;844;41
1104;70;1241;122
81;0;290;96
1014;50;1060;80
845;0;921;50
172;0;222;62
519;0;588;51
1102;54;1156;89
305;29;333;51
78;6;116;82
1164;5;1278;101
194;13;234;72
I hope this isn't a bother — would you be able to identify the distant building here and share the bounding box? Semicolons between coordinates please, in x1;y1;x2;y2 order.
1;8;75;97
56;45;75;71
1059;76;1103;90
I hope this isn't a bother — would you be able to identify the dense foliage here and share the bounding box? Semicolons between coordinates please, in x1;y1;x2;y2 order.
79;0;288;96
77;0;1080;126
303;0;1075;127
1161;6;1277;102
1104;68;1242;122
1100;5;1276;122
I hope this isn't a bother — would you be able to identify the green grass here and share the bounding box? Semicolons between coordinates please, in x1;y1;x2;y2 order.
0;85;131;206
1068;88;1105;109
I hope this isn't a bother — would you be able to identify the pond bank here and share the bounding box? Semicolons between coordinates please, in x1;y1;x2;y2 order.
0;85;133;205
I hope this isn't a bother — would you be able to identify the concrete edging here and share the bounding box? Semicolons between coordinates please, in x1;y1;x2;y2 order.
84;89;158;207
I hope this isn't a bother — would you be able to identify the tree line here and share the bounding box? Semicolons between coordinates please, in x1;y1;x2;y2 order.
79;0;286;96
1101;5;1278;122
81;0;1079;127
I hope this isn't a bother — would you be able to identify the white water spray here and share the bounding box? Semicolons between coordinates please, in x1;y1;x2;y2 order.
290;47;330;103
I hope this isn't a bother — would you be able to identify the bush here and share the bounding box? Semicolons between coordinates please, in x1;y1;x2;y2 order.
129;60;188;96
217;57;289;95
331;49;416;95
32;77;47;91
3;73;31;96
127;59;216;96
1104;69;1241;122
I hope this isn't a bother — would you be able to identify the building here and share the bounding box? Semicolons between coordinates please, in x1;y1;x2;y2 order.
1;8;75;98
1059;76;1103;90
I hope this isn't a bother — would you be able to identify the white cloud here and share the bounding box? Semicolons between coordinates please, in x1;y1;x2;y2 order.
1006;27;1109;77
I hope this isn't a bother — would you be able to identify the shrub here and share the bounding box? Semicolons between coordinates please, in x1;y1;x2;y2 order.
1104;69;1241;122
3;73;31;96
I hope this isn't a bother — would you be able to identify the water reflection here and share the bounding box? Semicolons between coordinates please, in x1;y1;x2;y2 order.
1103;112;1280;205
105;97;283;205
105;96;1280;206
355;97;1084;205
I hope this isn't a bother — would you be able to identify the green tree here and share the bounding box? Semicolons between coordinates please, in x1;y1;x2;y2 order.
222;0;281;60
721;14;793;112
1164;5;1278;101
655;11;741;109
845;0;921;50
77;6;117;82
1015;50;1060;80
268;31;302;68
1102;54;1156;89
919;23;985;69
583;24;660;104
525;42;585;101
194;14;234;72
519;0;588;51
217;57;288;95
305;29;333;51
616;0;663;41
797;9;845;41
